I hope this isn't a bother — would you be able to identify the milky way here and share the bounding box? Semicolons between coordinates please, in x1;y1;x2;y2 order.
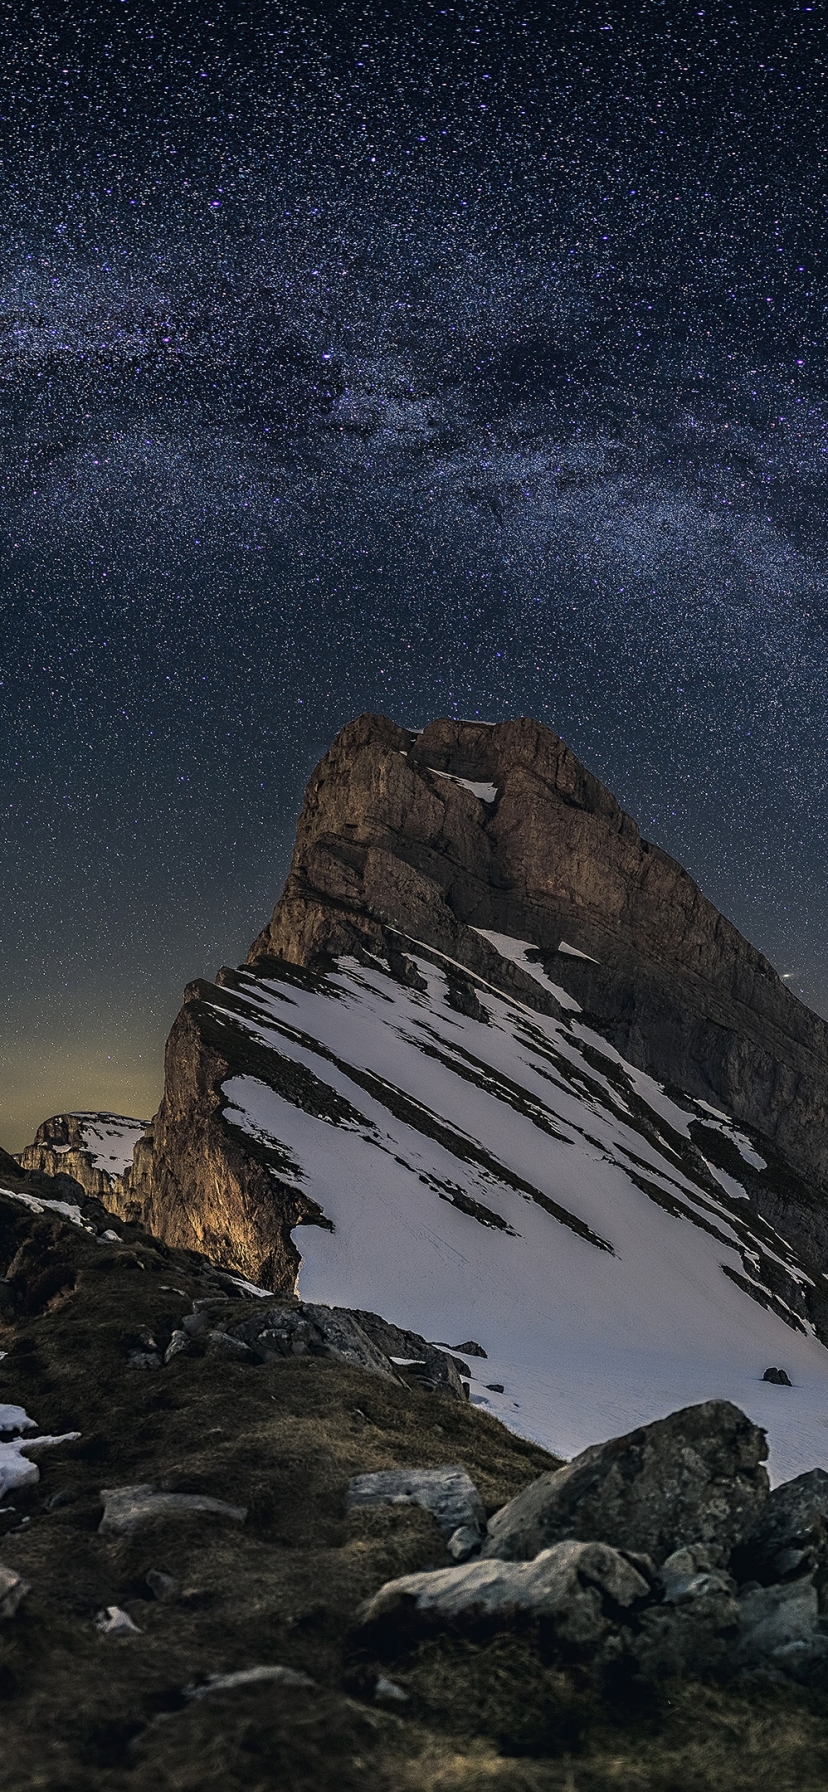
2;0;827;1145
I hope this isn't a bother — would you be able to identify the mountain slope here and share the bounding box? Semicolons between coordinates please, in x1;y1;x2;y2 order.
115;714;828;1480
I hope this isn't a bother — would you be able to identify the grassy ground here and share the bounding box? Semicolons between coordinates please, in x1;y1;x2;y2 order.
2;1189;828;1789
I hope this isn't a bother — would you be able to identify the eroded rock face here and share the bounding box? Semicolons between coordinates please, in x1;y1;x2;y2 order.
482;1401;769;1567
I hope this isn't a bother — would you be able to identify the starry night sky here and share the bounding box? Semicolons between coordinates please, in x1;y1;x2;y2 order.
2;0;827;1148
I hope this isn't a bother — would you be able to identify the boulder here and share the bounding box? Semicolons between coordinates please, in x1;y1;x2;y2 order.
99;1484;247;1536
731;1468;828;1587
354;1539;651;1651
483;1401;768;1566
347;1465;485;1542
730;1578;828;1680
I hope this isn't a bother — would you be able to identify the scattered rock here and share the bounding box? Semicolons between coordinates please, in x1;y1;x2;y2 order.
486;1383;505;1393
763;1367;792;1386
164;1330;191;1364
145;1569;178;1600
96;1606;142;1636
453;1340;487;1358
185;1665;314;1700
483;1401;769;1566
355;1539;651;1651
347;1465;486;1542
99;1484;247;1536
374;1676;409;1703
127;1350;162;1370
731;1468;828;1586
0;1562;29;1619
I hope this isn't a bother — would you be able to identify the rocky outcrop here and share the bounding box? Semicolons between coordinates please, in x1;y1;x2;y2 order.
481;1401;769;1567
352;1401;828;1688
16;1113;147;1202
250;715;828;1205
117;711;828;1285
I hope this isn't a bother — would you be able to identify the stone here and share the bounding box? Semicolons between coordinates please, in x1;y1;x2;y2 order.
96;1605;142;1635
0;1562;29;1619
302;1305;402;1381
99;1483;247;1536
731;1468;828;1587
454;1341;487;1357
483;1401;769;1566
355;1539;651;1650
127;1350;162;1370
347;1465;486;1541
145;1569;178;1600
631;1547;741;1681
447;1525;482;1562
730;1578;828;1679
374;1676;409;1703
164;1329;191;1364
763;1367;792;1386
202;1330;256;1362
185;1665;314;1700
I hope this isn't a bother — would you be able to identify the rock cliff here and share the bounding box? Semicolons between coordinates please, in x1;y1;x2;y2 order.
122;712;828;1298
249;713;828;1240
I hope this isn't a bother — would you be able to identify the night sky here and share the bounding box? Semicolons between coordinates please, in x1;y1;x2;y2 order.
2;0;827;1149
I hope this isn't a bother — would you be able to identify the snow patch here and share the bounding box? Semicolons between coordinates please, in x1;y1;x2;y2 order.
473;928;582;1012
431;770;498;803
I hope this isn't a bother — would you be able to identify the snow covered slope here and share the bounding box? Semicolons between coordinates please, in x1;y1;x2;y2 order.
200;940;828;1484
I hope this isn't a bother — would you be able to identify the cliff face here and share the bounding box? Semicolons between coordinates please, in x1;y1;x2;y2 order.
250;713;828;1216
15;1113;147;1203
123;712;828;1296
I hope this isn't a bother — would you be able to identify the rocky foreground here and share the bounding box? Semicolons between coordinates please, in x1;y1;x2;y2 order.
5;1160;828;1790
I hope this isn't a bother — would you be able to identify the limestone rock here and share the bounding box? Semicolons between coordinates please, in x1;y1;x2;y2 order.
99;1484;247;1536
355;1539;651;1650
483;1401;768;1566
346;1465;486;1541
731;1468;828;1587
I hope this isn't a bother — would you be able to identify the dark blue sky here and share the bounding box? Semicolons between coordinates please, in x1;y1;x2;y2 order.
2;0;827;1146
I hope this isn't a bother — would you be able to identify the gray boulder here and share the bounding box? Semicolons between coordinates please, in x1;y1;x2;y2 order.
730;1578;828;1680
347;1465;485;1542
483;1401;768;1566
99;1483;247;1536
229;1302;399;1381
355;1539;651;1651
731;1468;828;1587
